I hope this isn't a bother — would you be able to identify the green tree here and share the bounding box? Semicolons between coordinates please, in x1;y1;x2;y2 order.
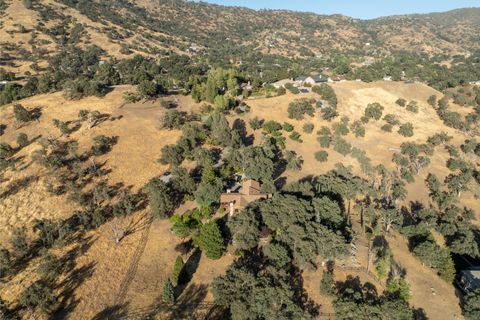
38;252;63;282
463;288;480;320
227;207;260;251
315;150;329;162
20;281;57;314
210;112;236;147
162;279;175;304
333;136;352;156
396;98;407;107
287;98;314;120
144;178;174;219
161;110;184;129
406;101;418;113
363;103;384;122
0;297;9;319
16;133;29;148
285;150;302;171
137;80;162;98
303;123;314;133
171;167;196;195
194;178;223;207
159;144;184;166
320;269;334;296
172;256;185;286
249;117;263;131
386;278;411;302
13;104;33;122
350;120;365;137
398;123;414;137
212;260;313;319
412;241;455;283
194;220;225;259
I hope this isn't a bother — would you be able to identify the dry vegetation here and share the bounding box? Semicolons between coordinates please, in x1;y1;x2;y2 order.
0;80;478;319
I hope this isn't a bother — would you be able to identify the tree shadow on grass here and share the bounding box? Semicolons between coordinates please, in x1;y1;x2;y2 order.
53;261;97;320
90;303;129;320
51;236;96;319
0;174;37;199
176;248;202;294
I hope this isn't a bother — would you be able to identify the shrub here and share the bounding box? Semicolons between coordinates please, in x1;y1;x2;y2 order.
91;135;116;155
333;122;349;136
159;144;184;166
11;227;28;257
386;278;411;301
13;104;33;122
263;120;282;134
317;135;331;148
381;124;393;132
249;117;264;130
320;270;334;296
172;255;185;286
282;122;294;132
16;133;29;148
287;98;314;120
284;83;299;94
20;281;57;314
364;103;384;122
383;114;400;125
315;151;328;162
406;101;418;113
303;123;314;133
396;98;407;107
161;110;184;130
289;131;302;142
162;279;175;303
463;288;480;320
333;136;352;156
398;123;414;137
123;91;141;103
38;252;62;282
427;95;437;107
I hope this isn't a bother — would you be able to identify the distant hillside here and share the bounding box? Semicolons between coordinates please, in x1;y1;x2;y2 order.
1;0;480;75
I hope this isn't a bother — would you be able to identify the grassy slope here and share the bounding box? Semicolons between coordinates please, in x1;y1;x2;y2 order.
0;81;476;318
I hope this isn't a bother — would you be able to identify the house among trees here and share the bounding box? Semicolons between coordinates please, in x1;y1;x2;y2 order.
295;75;329;86
220;179;271;216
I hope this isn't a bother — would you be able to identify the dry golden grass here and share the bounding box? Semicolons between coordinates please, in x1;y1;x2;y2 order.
0;80;478;319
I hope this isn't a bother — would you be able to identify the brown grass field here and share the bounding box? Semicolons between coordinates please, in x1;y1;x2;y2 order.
0;81;477;319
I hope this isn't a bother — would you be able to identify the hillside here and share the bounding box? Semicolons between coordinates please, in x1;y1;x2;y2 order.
1;80;478;319
1;1;480;76
1;1;480;320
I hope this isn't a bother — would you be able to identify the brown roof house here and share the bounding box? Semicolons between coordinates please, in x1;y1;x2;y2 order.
220;179;271;216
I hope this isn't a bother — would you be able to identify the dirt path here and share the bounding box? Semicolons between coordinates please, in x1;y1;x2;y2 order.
387;232;463;320
112;213;154;306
